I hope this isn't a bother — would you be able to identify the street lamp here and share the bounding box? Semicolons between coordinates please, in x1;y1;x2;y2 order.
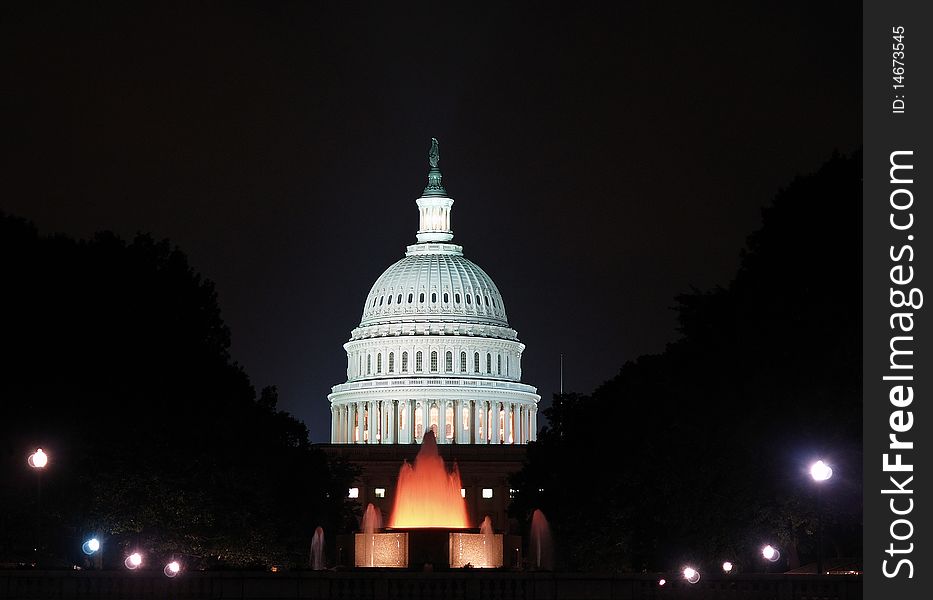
27;448;48;561
683;566;700;584
82;537;102;569
810;460;833;575
164;560;181;578
722;561;734;574
124;552;143;570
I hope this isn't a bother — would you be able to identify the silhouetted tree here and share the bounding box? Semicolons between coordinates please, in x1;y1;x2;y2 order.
0;217;357;569
511;151;862;573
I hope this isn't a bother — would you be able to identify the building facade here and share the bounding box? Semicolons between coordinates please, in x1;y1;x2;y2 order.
322;140;539;531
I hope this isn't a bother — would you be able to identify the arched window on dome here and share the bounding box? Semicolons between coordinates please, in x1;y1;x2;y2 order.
416;351;423;372
466;295;471;305
388;352;395;373
476;294;481;306
402;351;409;372
431;292;437;303
397;294;402;304
408;293;413;303
460;351;467;373
445;351;452;372
387;295;392;305
444;292;449;303
380;296;384;306
377;353;382;373
367;355;372;375
485;295;489;306
486;353;491;374
473;352;480;373
493;297;498;308
506;355;510;376
419;292;425;303
430;351;438;372
455;293;461;303
497;354;502;375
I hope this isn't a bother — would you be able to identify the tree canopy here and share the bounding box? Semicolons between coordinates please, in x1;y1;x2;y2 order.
510;151;862;573
0;217;356;569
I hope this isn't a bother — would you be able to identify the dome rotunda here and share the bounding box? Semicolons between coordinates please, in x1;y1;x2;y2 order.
329;139;539;446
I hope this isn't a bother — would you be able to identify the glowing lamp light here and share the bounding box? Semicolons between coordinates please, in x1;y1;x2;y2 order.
683;566;701;584
124;552;143;570
722;561;733;573
82;538;101;555
28;448;48;469
810;460;833;482
762;544;781;562
164;561;181;578
658;578;666;586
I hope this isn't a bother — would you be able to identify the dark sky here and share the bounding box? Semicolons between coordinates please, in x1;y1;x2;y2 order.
1;2;860;443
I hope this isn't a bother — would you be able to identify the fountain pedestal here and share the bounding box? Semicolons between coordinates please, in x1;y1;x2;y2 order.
346;529;509;569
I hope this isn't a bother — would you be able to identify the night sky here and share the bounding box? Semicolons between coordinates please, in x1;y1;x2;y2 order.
1;2;860;443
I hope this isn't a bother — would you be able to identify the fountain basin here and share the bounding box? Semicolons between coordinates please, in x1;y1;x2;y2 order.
352;529;503;568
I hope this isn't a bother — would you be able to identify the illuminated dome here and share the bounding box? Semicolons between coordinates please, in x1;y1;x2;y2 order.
329;139;539;445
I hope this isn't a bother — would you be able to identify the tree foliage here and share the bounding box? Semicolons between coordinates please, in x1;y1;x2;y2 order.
0;218;356;569
510;151;862;572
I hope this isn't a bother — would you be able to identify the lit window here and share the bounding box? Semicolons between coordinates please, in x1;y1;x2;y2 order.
431;351;438;372
509;488;517;499
460;488;466;498
462;406;470;430
445;351;453;372
416;351;423;372
402;351;409;372
374;488;386;498
482;488;493;499
348;487;359;499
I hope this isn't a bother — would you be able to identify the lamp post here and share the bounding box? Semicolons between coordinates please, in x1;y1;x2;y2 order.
27;449;48;562
810;460;833;575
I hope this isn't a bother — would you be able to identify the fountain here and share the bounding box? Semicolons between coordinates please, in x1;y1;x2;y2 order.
352;430;503;568
529;509;554;570
390;430;469;528
310;526;325;570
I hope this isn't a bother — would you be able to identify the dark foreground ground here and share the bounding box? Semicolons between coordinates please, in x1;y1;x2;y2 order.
0;570;861;600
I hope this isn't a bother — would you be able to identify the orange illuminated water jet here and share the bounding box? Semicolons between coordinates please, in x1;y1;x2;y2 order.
389;430;470;528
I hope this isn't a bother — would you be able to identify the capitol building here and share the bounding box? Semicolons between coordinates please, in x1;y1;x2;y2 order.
328;140;540;447
323;140;539;530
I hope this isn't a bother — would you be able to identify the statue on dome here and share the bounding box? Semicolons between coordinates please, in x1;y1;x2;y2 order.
429;138;440;168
